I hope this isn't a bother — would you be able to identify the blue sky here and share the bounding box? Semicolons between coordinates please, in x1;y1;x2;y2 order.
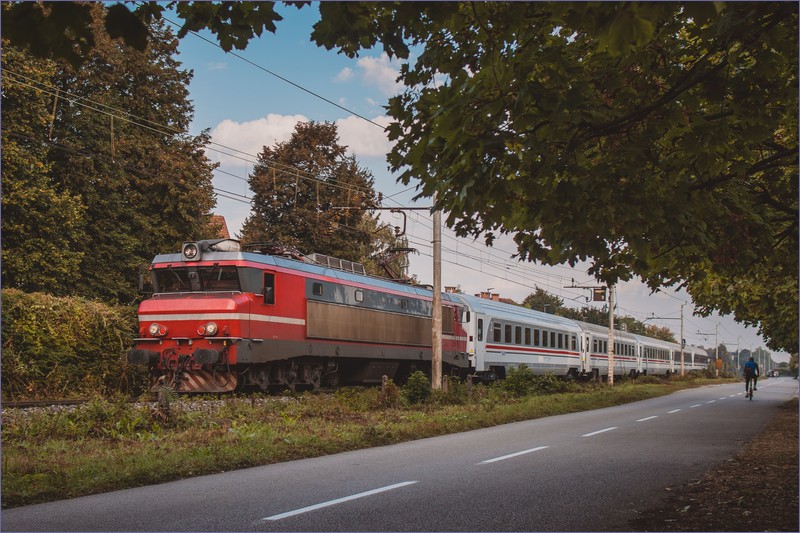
169;4;788;362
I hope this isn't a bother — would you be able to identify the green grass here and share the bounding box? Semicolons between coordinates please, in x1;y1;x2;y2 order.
1;374;733;508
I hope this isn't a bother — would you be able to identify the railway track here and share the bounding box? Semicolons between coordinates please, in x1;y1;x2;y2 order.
1;398;141;409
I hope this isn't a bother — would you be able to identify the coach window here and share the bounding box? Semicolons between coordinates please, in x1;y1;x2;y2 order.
504;324;512;344
515;326;522;345
542;330;549;347
493;322;501;342
312;282;324;296
550;332;556;348
263;273;275;305
477;319;484;341
525;328;531;346
534;329;540;346
557;333;563;349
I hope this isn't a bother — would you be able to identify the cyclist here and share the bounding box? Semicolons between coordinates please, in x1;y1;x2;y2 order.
744;356;760;396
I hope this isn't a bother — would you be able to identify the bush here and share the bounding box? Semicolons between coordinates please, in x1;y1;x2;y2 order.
1;289;145;400
498;365;537;397
401;371;431;404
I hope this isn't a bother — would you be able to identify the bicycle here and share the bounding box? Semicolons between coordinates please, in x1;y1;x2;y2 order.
746;379;754;400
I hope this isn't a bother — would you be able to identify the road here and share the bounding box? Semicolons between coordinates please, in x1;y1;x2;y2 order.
2;378;797;532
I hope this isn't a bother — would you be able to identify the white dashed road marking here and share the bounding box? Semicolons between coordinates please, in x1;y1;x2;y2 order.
480;446;550;464
263;481;418;521
582;427;618;437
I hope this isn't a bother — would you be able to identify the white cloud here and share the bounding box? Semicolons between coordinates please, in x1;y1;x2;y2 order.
206;112;394;167
336;115;394;158
333;67;354;82
357;54;403;96
208;113;308;167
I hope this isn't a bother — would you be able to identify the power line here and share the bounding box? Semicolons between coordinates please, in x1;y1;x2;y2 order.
160;13;387;131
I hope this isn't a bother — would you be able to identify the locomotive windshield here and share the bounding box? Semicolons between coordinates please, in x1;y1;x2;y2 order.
153;265;243;293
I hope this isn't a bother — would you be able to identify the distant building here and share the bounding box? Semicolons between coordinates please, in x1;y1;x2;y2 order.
211;215;231;239
475;291;518;306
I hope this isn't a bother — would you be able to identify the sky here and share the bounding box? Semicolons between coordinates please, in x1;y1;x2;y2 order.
169;4;789;364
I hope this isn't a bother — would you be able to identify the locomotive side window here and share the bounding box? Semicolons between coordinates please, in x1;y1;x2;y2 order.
313;282;324;296
263;273;275;305
355;289;364;303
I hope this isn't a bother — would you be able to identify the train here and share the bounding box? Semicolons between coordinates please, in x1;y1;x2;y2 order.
127;238;710;393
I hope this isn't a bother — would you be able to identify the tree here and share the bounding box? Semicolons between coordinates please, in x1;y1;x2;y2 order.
308;2;798;353
0;1;294;68
1;45;86;295
2;6;217;303
522;287;564;314
240;121;386;268
643;324;677;344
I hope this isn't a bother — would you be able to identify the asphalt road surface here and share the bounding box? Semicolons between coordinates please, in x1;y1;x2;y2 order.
3;378;797;532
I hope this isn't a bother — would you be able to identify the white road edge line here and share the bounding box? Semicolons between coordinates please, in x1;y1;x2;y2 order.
706;400;716;403
480;446;549;464
582;427;618;437
636;416;658;422
263;481;418;521
668;409;682;414
690;404;702;408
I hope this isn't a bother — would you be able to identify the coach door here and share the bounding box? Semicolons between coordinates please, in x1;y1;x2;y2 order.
467;313;488;372
582;334;591;373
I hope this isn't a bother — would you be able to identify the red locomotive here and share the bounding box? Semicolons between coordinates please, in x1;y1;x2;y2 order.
127;239;470;393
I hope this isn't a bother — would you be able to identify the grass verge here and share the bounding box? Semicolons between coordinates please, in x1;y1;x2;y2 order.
1;374;732;509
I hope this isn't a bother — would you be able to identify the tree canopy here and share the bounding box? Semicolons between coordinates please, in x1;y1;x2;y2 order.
309;2;798;352
2;2;797;351
1;5;217;303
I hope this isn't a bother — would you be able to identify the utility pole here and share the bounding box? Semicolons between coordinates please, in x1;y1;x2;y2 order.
696;324;719;376
680;304;685;376
607;284;615;386
644;304;686;375
564;280;613;384
431;202;442;390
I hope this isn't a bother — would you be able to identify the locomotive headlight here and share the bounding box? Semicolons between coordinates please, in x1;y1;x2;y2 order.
148;323;167;337
197;322;218;336
182;242;199;261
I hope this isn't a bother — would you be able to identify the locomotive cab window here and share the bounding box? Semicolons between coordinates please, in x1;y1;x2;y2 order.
263;273;275;305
